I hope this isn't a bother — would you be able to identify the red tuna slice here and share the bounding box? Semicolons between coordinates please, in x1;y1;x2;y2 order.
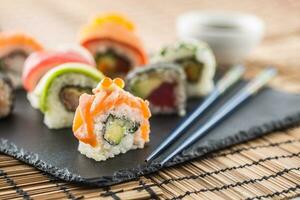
147;82;177;108
22;51;95;91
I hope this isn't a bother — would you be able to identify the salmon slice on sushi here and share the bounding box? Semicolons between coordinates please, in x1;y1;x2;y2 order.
28;63;104;129
79;13;148;78
22;45;95;92
0;73;15;119
126;63;187;116
73;77;151;161
152;40;216;97
0;32;43;88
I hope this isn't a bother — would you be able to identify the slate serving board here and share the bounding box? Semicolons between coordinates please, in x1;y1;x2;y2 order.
1;82;300;187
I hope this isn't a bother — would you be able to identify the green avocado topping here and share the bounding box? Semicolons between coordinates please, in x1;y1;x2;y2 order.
38;64;104;112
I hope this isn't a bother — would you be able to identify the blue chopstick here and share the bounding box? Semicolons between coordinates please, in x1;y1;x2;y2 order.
145;65;245;162
159;67;277;166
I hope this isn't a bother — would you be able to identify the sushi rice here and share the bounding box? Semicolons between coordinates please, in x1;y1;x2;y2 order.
78;103;145;161
73;77;151;161
28;63;104;129
151;40;216;97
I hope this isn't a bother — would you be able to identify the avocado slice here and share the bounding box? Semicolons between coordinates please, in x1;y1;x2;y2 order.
176;58;203;83
103;115;139;145
34;63;104;112
131;76;162;99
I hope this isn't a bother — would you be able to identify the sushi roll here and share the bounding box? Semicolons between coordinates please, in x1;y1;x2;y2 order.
73;77;151;161
0;73;15;119
79;13;148;78
126;63;187;116
56;44;96;66
0;32;43;88
22;46;95;92
152;40;216;97
28;63;104;129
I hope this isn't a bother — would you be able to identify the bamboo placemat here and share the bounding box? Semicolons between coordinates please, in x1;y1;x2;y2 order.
1;127;300;199
1;0;300;199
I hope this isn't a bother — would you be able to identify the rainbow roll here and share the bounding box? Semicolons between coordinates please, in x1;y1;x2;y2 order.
0;32;43;88
73;77;151;161
22;45;95;92
152;40;216;97
79;13;148;78
28;63;104;129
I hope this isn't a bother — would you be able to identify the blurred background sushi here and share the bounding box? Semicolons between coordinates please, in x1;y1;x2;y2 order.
79;13;148;78
0;73;15;119
0;32;43;88
0;0;298;70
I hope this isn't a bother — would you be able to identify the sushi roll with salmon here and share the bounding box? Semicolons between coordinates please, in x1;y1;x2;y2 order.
152;41;216;97
73;77;151;161
126;63;187;116
0;32;43;88
0;73;15;119
79;13;148;78
22;45;95;92
28;63;104;129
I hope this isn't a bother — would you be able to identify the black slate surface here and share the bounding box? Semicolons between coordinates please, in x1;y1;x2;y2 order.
1;83;300;187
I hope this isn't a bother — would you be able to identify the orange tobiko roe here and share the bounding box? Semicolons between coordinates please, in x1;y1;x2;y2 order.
101;77;113;88
113;77;125;88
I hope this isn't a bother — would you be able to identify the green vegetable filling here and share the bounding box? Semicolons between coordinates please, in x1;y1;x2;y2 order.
103;114;140;145
131;74;163;99
176;57;203;83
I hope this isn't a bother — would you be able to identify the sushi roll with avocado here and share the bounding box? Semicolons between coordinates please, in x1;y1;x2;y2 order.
22;45;95;92
0;32;43;88
73;77;151;161
28;63;104;129
0;73;15;119
126;63;187;116
79;13;148;78
152;41;216;97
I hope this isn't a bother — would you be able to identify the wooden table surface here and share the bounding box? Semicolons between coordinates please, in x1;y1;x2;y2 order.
1;1;300;199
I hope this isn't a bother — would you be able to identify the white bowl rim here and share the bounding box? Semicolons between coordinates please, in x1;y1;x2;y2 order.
177;10;265;35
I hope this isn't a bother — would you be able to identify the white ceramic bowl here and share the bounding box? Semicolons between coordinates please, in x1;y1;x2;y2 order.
176;11;265;66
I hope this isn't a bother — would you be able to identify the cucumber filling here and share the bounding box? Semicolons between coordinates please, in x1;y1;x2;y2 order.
131;75;162;99
59;86;92;112
176;57;203;83
103;114;140;145
95;49;131;77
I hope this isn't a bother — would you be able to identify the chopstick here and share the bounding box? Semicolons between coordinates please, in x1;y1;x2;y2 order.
159;67;277;166
145;65;245;162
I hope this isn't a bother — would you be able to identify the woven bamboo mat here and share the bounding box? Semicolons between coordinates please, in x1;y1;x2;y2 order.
1;0;300;199
1;127;300;199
